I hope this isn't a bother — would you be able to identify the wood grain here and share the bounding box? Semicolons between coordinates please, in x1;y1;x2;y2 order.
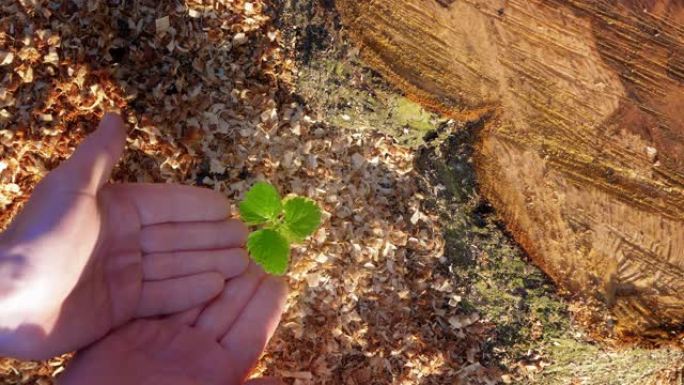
336;0;684;335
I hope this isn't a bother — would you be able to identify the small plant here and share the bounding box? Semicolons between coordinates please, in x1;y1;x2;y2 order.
239;182;322;275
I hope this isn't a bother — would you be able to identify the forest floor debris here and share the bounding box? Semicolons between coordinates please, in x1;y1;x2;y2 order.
0;1;682;384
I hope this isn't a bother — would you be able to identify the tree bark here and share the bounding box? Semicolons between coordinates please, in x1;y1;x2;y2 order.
336;0;684;335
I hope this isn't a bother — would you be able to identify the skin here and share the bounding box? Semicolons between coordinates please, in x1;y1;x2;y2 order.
59;264;287;385
0;113;287;384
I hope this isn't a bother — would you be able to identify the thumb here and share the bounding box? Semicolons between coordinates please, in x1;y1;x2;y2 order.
51;113;126;193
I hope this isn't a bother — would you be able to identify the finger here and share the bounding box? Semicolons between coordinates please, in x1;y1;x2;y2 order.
136;272;224;318
167;307;203;326
139;220;248;254
220;276;288;380
106;184;231;225
194;262;266;338
143;248;250;280
244;378;285;385
50;113;126;193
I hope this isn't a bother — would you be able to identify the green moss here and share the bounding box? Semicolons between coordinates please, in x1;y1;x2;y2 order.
291;13;454;144
536;339;684;385
391;97;434;132
295;45;440;147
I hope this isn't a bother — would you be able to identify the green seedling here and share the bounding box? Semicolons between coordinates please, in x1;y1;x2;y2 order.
239;182;322;275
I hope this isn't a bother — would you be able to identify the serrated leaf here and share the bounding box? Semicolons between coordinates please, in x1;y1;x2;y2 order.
282;196;321;242
246;229;290;275
239;182;282;225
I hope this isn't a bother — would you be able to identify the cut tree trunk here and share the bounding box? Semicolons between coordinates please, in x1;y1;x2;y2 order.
336;0;684;336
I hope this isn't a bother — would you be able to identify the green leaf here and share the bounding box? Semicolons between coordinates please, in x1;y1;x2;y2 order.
246;229;290;275
282;196;321;242
239;182;282;225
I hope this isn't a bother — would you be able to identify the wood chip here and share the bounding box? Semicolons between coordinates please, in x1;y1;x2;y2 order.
155;16;170;34
0;51;14;66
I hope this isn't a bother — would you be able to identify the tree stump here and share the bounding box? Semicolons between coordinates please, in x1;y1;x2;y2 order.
336;0;684;335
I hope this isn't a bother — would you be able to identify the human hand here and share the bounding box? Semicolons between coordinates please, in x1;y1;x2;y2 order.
57;263;287;385
0;113;249;359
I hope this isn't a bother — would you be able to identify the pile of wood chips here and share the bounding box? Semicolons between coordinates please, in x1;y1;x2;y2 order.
0;1;498;384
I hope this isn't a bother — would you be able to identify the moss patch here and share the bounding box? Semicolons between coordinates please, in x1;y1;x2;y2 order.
392;97;434;132
297;55;443;146
537;339;684;385
277;0;443;145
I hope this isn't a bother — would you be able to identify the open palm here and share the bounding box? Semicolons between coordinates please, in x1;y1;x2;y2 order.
58;263;287;385
1;114;250;359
